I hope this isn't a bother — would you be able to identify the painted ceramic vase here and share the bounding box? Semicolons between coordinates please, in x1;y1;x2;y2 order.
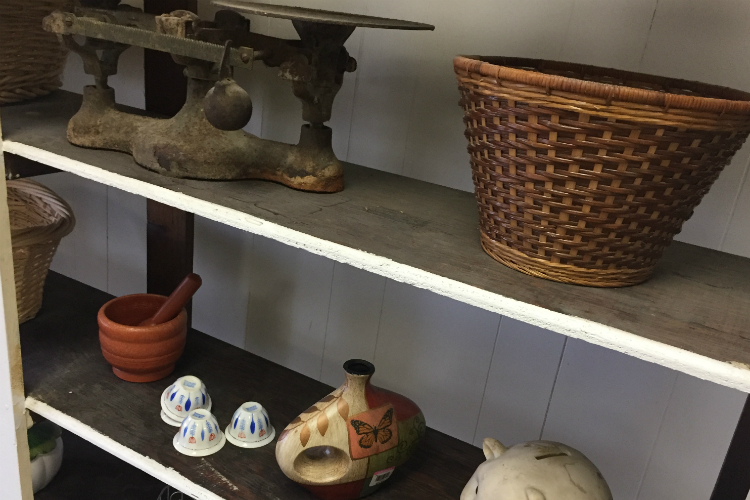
461;438;613;500
276;359;426;500
98;293;187;383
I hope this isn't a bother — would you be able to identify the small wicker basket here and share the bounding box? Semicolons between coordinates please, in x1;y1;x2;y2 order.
8;179;75;323
455;56;750;287
0;0;70;105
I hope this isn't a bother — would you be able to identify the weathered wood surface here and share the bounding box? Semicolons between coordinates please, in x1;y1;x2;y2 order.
21;272;481;500
4;91;750;372
0;112;34;499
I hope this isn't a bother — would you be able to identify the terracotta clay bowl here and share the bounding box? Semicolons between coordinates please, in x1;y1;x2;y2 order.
97;294;187;383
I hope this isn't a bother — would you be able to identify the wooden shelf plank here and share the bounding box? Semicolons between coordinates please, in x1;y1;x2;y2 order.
4;91;750;392
21;272;480;500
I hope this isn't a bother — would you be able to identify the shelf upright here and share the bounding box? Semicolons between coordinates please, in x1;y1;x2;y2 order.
711;398;750;498
143;0;198;317
0;111;34;499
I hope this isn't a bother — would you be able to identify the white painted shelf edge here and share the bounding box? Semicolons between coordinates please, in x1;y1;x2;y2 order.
6;140;750;393
25;397;223;500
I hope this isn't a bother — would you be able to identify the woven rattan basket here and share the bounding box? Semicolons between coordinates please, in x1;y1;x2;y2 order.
0;0;70;105
455;56;750;287
8;179;75;323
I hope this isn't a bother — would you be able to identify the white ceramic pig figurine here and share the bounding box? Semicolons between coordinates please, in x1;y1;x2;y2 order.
460;438;613;500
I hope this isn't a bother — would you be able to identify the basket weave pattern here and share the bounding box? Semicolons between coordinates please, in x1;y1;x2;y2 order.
455;56;750;287
0;1;69;105
9;179;75;323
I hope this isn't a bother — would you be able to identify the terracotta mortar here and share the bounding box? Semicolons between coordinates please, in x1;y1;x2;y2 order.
97;294;187;383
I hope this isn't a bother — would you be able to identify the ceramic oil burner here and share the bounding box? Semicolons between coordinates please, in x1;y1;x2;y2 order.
276;359;426;500
460;438;613;500
161;376;213;427
173;409;226;457
98;293;187;383
226;402;275;448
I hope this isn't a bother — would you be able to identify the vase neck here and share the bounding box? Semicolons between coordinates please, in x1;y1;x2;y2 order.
344;372;372;393
342;359;375;393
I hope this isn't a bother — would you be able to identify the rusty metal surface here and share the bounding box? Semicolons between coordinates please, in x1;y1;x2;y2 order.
68;83;344;192
211;0;434;30
43;10;254;69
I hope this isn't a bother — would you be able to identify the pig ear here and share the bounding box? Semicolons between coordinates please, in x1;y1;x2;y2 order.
526;487;546;500
482;438;507;460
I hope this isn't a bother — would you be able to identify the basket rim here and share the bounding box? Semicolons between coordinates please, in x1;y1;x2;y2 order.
8;178;75;247
454;55;750;115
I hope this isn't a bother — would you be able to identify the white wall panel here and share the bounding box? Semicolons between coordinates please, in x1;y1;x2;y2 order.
637;374;745;500
676;151;750;251
260;20;305;147
639;0;750;91
473;318;567;448
243;236;334;379
328;30;363;161
722;165;750;258
560;0;657;69
319;263;386;387
541;339;677;500
372;281;501;443
38;173;108;291
346;0;430;174
193;217;254;348
106;187;147;297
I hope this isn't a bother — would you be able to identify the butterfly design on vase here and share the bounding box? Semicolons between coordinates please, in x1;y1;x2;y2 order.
175;405;182;412
350;408;394;449
209;433;216;441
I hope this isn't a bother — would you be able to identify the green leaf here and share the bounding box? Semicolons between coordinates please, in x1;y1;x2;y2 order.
28;421;61;461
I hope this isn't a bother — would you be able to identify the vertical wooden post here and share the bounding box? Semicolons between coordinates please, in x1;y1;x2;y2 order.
143;0;198;117
143;0;197;320
146;200;194;297
0;116;34;499
710;395;750;500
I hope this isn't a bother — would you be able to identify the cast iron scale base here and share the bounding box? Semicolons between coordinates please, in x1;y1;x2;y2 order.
43;1;433;192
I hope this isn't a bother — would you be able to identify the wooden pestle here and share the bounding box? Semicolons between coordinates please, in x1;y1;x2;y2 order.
139;273;202;327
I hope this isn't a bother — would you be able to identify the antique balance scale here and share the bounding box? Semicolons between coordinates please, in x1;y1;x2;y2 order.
42;1;433;192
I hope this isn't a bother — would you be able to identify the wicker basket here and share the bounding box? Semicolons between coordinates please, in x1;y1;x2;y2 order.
8;179;75;323
0;0;70;105
455;56;750;287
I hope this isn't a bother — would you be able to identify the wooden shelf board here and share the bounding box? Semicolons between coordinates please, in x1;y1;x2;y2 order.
21;272;479;500
4;91;750;392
